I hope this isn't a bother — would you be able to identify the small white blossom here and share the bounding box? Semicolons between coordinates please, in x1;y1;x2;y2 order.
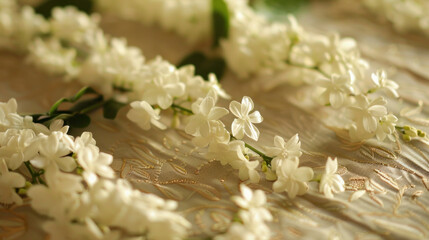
127;101;166;131
230;159;260;183
192;120;230;148
30;133;76;172
207;140;247;166
0;128;39;170
185;95;229;137
28;38;79;78
0;98;24;131
371;70;399;98
232;184;272;222
28;165;84;218
0;159;25;205
51;6;100;45
141;73;185;110
348;95;387;133
230;96;263;141
273;157;314;198
264;134;302;171
76;146;115;186
375;114;398;142
319;157;345;198
318;72;355;108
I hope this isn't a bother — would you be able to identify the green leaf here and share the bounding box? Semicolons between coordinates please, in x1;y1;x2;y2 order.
65;114;91;128
35;0;94;18
48;87;95;116
103;99;127;120
178;52;226;80
212;0;229;48
250;0;309;21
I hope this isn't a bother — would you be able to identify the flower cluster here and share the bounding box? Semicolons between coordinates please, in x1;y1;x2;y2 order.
93;0;406;144
264;135;313;198
0;98;190;240
215;184;272;240
362;0;429;37
0;1;318;197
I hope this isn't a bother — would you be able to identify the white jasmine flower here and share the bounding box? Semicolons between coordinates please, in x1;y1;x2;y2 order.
230;96;263;141
51;6;100;45
375;114;398;142
12;6;49;49
264;134;302;171
141;71;186;109
207;140;247;166
99;38;144;88
28;165;83;218
76;146;115;186
273;157;314;198
319;157;345;198
348;95;387;133
232;184;272;222
229;159;260;183
0;159;25;205
371;70;399;98
192;120;230;148
318;72;355;108
28;38;79;78
127;101;166;131
72;132;97;152
30;133;76;172
89;179;190;238
185;95;229;137
0;98;24;130
0;128;39;170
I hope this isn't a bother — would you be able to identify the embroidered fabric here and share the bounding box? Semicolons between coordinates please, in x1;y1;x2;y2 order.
1;2;429;239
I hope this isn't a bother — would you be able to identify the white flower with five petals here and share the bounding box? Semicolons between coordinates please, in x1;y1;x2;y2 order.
273;157;314;198
0;159;25;205
127;101;166;131
318;71;355;108
27;165;83;218
264;134;302;171
371;70;399;98
348;95;387;133
185;95;229;137
319;157;345;198
76;146;115;186
230;96;263;141
375;113;398;142
232;184;272;222
30;133;76;172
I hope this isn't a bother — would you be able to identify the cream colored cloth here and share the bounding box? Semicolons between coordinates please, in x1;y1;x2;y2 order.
1;2;429;239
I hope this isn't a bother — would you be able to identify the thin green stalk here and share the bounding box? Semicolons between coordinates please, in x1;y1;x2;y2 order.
24;162;37;184
171;104;193;114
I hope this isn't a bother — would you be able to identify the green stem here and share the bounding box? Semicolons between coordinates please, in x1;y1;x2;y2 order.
171;104;193;114
24;162;37;184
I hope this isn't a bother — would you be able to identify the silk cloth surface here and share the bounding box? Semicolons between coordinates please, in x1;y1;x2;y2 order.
1;1;429;239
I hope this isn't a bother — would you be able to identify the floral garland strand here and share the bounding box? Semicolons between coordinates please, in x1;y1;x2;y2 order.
362;0;429;37
0;0;334;198
94;0;429;143
1;1;426;238
0;97;190;240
